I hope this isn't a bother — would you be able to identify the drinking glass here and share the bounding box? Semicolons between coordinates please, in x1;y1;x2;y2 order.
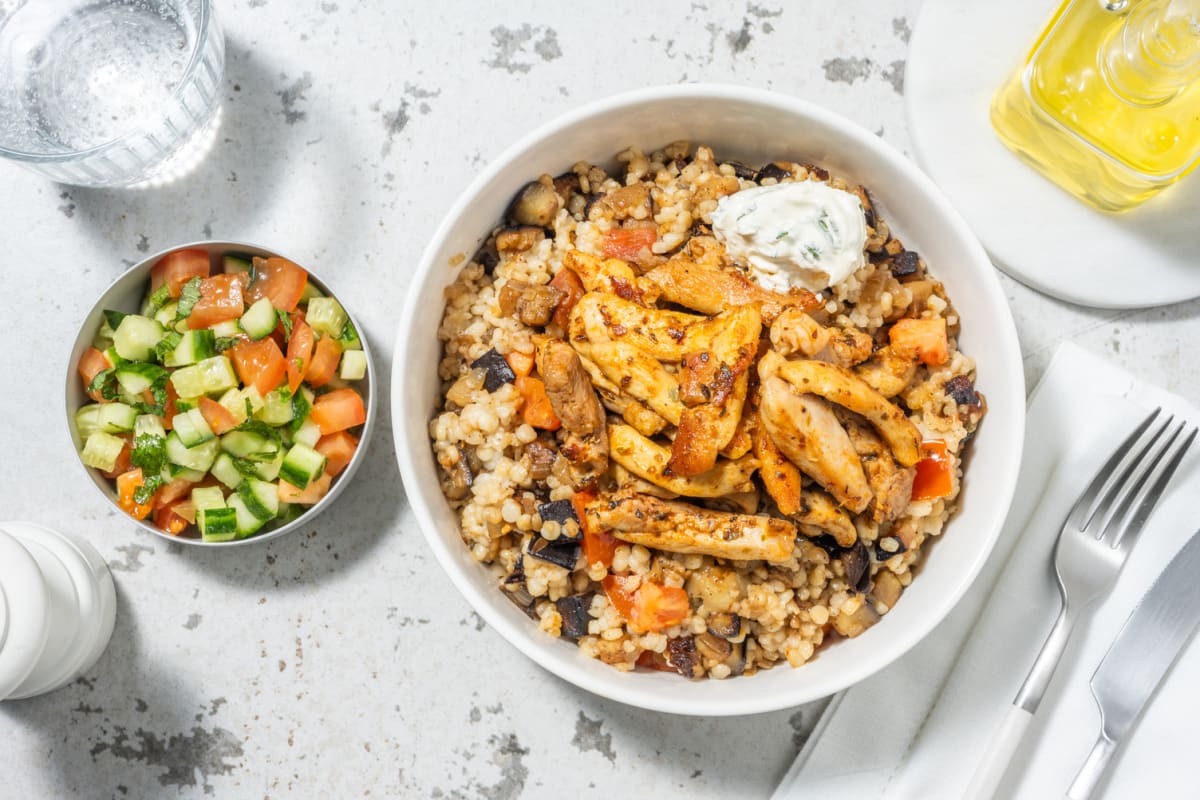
0;0;224;187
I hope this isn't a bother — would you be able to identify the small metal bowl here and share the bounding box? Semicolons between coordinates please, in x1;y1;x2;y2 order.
65;241;376;547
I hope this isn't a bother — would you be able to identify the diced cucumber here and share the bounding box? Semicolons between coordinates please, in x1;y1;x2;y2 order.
98;403;137;433
200;507;238;541
256;387;294;425
306;297;349;337
113;315;164;362
339;350;367;381
279;443;326;490
240;298;277;340
165;433;220;472
288;386;313;432
237;478;280;521
191;485;225;510
81;432;127;472
223;255;253;276
338;320;362;352
172;408;215;447
115;362;165;395
134;414;166;439
163;329;216;367
227;493;265;538
220;430;277;459
170;355;238;397
275;502;305;523
75;405;103;440
253;450;285;481
154;302;180;328
210;452;244;490
217;386;265;425
146;283;172;310
299;282;325;304
168;464;206;482
210;319;240;338
294;418;321;448
174;398;197;413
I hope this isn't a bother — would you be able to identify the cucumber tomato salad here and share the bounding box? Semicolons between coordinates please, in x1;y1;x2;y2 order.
74;248;368;542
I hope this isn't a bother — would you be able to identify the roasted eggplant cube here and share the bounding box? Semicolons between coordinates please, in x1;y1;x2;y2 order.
843;539;872;594
470;349;517;392
528;537;580;570
536;499;581;541
556;594;593;641
756;162;794;183
889;250;922;280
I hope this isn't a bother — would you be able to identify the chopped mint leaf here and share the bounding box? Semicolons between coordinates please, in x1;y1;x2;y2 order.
132;474;166;505
175;277;203;322
102;310;128;331
154;331;182;362
774;230;790;241
148;284;172;309
804;244;822;262
278;309;294;342
214;336;239;353
87;369;120;401
130;433;166;475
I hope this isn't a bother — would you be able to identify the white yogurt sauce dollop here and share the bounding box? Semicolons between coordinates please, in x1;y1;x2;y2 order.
711;181;868;292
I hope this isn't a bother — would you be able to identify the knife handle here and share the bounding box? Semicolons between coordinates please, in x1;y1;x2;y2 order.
963;705;1033;799
1067;735;1118;800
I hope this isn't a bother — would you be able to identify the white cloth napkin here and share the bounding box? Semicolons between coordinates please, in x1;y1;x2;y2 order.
772;341;1200;799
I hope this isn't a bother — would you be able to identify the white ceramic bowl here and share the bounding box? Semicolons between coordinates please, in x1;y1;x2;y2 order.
393;85;1025;715
66;241;376;548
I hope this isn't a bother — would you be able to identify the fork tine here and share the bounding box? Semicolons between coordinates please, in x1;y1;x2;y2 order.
1094;419;1185;541
1067;407;1164;532
1105;425;1197;551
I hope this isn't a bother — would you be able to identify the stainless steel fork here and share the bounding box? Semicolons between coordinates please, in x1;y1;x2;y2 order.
965;407;1196;799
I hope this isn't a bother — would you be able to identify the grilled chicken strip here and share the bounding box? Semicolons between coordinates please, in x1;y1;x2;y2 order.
842;416;916;524
759;376;872;514
535;340;608;483
760;350;922;467
794;489;858;547
643;255;820;323
586;492;797;563
855;345;919;399
608;424;756;497
562;250;659;305
769;308;871;367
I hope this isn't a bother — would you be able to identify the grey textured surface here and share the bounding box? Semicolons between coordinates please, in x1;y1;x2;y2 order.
1;1;1198;797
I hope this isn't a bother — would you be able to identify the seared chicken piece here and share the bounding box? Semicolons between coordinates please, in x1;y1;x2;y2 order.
535;340;609;483
587;492;796;563
759;376;872;514
842;415;916;524
562;250;660;305
571;293;704;362
760;351;922;467
608;424;756;497
770;308;831;357
753;412;803;516
670;370;748;476
794;489;858;547
643;255;820;323
855;346;918;399
815;326;873;368
573;350;669;436
575;340;684;425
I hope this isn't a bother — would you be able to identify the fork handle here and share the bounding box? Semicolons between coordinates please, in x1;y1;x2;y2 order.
964;705;1034;799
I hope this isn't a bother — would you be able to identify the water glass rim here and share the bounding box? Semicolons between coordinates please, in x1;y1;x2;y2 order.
0;0;216;163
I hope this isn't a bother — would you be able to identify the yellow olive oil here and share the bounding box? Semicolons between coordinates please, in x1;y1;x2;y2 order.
991;0;1200;211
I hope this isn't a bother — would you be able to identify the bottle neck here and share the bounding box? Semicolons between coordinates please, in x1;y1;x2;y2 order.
1103;0;1200;105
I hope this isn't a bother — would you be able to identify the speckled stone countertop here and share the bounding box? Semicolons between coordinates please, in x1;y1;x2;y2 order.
2;1;1198;797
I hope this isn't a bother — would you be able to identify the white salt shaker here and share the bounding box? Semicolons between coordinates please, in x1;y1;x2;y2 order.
0;522;116;701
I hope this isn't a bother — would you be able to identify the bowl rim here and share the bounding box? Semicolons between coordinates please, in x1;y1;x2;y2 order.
393;82;1026;715
65;239;377;548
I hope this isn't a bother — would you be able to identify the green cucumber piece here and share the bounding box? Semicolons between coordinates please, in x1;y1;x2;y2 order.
134;414;167;439
253;450;285;481
306;297;349;337
279;443;326;490
170;355;238;398
227;493;266;538
168;464;206;482
210;452;244;490
338;350;367;381
338;320;362;352
114;362;166;396
98;403;137;433
172;407;215;447
163;329;216;367
113;315;164;362
210;319;240;339
298;282;324;304
81;431;127;472
237;478;280;521
75;405;104;440
240;298;277;340
223;255;253;276
219;429;277;459
293;418;321;448
256;387;294;426
200;507;238;541
165;433;220;473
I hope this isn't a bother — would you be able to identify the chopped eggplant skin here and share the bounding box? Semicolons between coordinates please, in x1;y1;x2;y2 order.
527;536;580;570
507;180;560;228
470;349;516;392
556;594;593;640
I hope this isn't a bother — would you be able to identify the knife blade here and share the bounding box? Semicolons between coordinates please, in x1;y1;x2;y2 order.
1067;528;1200;799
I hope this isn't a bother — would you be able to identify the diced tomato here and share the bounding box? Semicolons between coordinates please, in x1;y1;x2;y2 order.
100;434;132;480
602;575;691;633
173;500;197;524
116;468;154;520
272;308;306;352
79;347;112;402
572;490;616;568
309;388;366;435
197;396;239;435
246;257;308;312
315;431;358;477
305;336;342;388
286;320;314;393
153;500;190;535
153;476;196;510
549;267;585;329
515;376;561;431
187;273;246;330
161;381;178;430
912;440;954;501
601;227;657;260
504;350;535;378
889;318;949;366
229;338;287;397
278;472;332;505
150;249;211;298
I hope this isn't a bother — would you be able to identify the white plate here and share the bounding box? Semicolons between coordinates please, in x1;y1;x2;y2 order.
0;530;48;701
906;0;1200;309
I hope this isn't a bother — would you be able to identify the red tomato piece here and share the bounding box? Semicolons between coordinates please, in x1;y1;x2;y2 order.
912;440;954;501
278;472;332;505
246;257;308;312
286;320;314;393
100;434;132;480
309;388;366;436
197;396;239;435
229;338;288;397
154;476;196;510
153;501;190;536
548;267;585;329
187;274;246;330
601;227;657;260
161;381;179;430
515;376;561;431
79;347;112;402
602;575;691;633
150;249;211;298
315;431;358;477
504;350;535;379
572;490;616;569
305;336;342;389
116;468;154;520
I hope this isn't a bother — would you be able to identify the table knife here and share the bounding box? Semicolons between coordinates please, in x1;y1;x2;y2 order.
1067;528;1200;799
